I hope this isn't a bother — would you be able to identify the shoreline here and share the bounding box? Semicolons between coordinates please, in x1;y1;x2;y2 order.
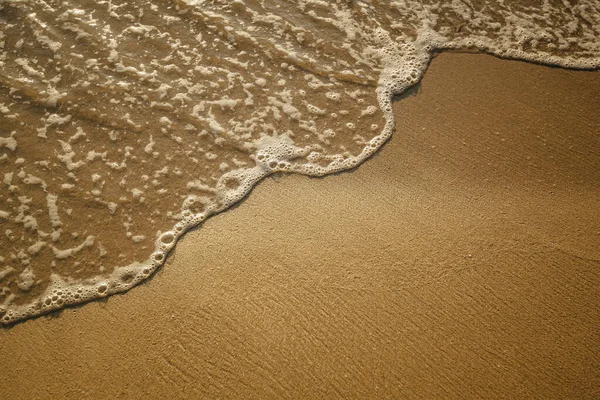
1;52;599;399
2;43;599;326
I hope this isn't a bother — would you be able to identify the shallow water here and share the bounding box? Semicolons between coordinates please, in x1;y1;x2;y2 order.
1;0;599;324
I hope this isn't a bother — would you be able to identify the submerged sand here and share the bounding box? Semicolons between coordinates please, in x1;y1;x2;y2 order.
1;53;599;399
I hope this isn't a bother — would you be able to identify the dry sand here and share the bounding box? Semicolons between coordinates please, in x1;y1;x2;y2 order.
1;53;599;399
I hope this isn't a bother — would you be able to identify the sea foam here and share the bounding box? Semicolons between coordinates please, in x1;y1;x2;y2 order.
0;0;599;324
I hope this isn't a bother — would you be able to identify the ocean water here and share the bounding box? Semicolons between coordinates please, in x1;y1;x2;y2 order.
0;0;598;325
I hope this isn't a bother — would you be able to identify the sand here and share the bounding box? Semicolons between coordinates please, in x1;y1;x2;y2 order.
1;52;599;399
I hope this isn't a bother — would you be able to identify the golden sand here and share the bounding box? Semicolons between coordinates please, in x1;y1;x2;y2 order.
1;53;599;399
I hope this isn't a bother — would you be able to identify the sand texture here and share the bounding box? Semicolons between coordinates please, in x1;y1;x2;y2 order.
1;53;599;399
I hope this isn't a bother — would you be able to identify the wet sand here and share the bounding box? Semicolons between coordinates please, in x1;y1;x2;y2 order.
1;52;599;399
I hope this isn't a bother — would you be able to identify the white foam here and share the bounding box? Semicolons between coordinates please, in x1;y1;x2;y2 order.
51;236;95;260
2;0;599;325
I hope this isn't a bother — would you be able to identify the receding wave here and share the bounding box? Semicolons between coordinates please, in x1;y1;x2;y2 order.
1;0;599;324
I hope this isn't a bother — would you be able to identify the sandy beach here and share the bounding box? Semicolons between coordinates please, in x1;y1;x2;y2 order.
1;52;599;399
